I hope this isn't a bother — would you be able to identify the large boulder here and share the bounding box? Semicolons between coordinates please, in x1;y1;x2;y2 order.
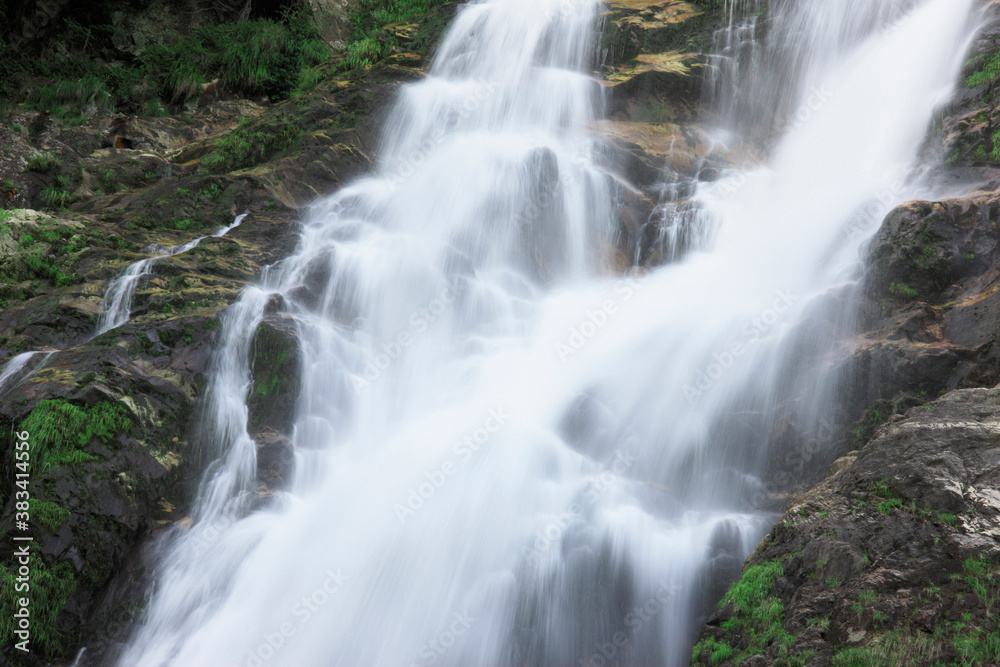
865;196;1000;304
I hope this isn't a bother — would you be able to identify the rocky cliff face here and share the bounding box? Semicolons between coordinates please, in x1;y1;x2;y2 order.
693;387;1000;667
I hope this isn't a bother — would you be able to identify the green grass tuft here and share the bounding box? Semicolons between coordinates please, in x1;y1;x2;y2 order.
889;282;919;300
19;399;132;472
28;499;70;532
692;561;794;665
201;122;304;173
967;47;1000;89
25;152;61;174
142;16;329;103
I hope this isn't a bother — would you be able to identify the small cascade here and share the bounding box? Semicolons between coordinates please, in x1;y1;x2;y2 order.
0;215;249;403
96;213;248;335
0;351;53;399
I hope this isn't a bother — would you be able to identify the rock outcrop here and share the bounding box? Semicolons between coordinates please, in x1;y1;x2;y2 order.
693;387;1000;666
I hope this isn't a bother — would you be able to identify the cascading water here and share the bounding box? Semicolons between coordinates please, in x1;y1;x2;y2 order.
0;351;52;399
96;213;249;334
0;215;249;417
120;0;977;665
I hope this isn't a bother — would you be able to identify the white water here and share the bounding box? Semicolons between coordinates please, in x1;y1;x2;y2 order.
121;0;976;665
0;351;53;399
96;213;248;334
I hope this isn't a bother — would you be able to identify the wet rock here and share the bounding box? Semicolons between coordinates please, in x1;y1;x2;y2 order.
602;0;712;69
307;0;352;48
692;386;1000;666
256;430;296;491
247;314;302;437
864;195;1000;304
516;147;568;281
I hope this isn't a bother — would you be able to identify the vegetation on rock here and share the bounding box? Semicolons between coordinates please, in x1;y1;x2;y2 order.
19;399;132;472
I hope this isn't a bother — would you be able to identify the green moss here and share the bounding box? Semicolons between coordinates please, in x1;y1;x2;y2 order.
28;499;70;532
19;399;132;472
691;636;733;666
0;553;78;659
914;245;938;268
851;402;892;448
254;346;291;398
967;47;1000;89
889;282;919;300
170;218;202;231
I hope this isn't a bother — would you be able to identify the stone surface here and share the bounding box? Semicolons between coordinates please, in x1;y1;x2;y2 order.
693;387;1000;666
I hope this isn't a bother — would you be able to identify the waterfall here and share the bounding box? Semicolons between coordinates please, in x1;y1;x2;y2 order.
95;213;249;335
120;0;977;665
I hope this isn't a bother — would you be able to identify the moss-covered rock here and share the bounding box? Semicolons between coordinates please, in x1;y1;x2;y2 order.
247;314;302;438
